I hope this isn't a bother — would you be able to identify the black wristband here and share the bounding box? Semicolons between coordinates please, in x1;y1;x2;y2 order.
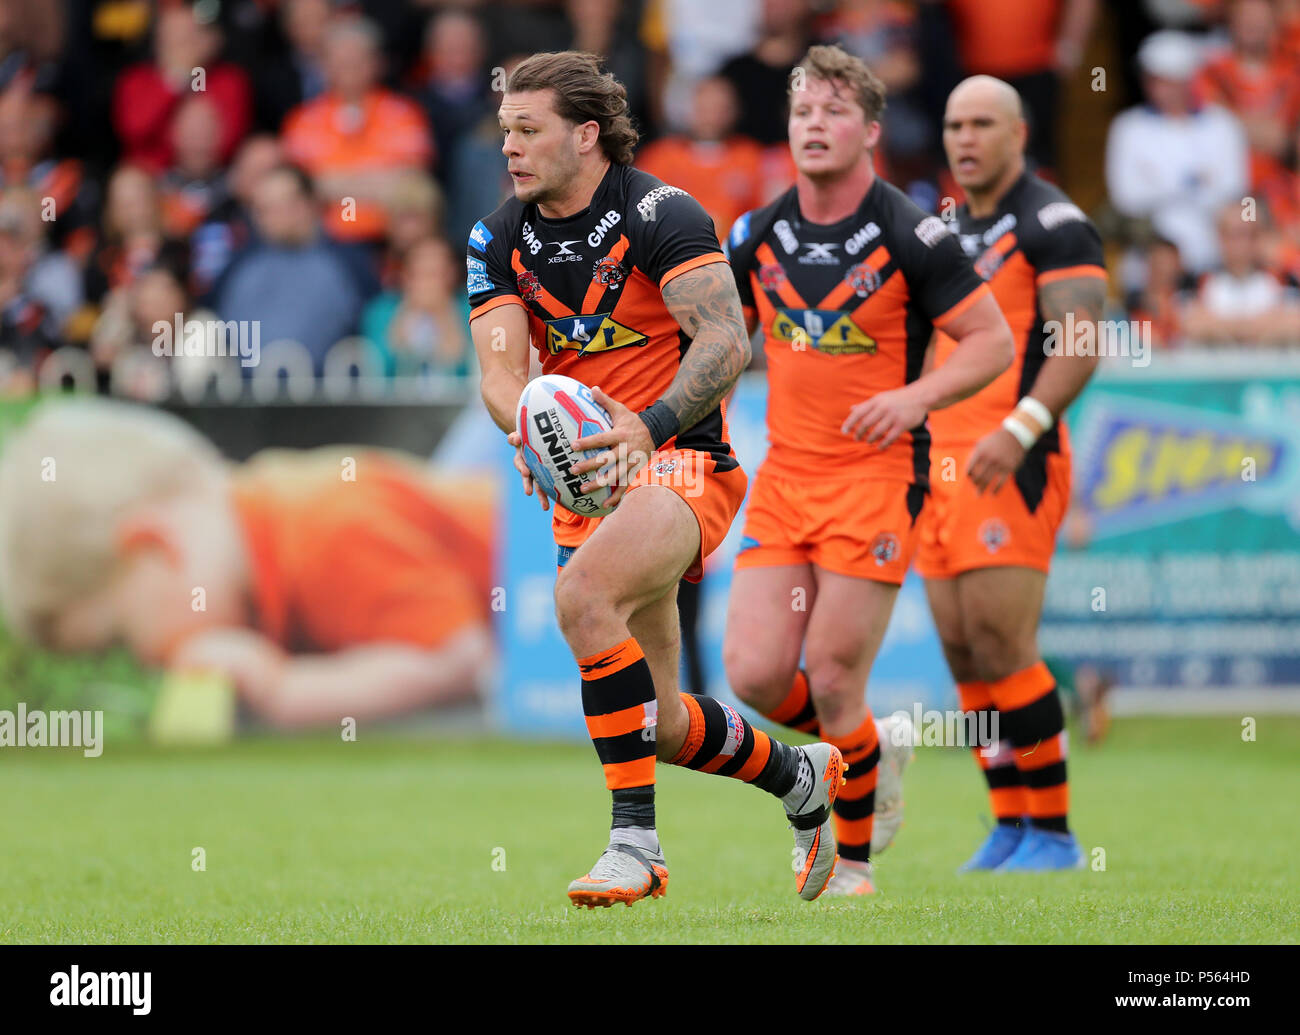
637;400;680;449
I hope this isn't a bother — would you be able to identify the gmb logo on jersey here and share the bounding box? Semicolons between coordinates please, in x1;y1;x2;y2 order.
770;307;876;355
544;312;648;356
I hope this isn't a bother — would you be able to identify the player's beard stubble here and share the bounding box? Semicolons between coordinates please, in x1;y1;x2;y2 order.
516;147;584;208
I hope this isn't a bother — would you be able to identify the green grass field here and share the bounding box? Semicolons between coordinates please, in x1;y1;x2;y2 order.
3;716;1297;944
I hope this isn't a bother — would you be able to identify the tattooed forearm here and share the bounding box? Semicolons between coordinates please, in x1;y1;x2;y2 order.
660;262;752;432
1040;275;1106;329
1031;273;1108;416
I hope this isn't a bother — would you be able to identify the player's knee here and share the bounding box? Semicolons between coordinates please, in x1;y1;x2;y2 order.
938;637;980;684
723;640;788;713
803;655;862;727
965;614;1037;682
554;567;619;640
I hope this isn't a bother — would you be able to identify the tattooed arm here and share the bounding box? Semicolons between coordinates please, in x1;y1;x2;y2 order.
570;261;751;504
966;273;1108;494
658;261;753;431
1026;274;1109;416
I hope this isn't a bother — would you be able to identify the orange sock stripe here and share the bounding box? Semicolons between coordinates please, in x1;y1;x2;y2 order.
987;661;1055;712
957;680;993;711
827;711;878;755
667;693;706;766
1016;731;1067;770
835;814;875;846
602;756;656;790
577;637;646;679
769;670;812;725
584;703;652;741
793;719;820;733
734;733;772;782
1027;783;1069;818
989;785;1028;818
843;742;878;767
838;768;878;801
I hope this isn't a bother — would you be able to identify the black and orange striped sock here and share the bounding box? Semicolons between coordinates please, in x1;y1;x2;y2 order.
579;638;658;833
958;679;1027;827
988;661;1069;834
827;711;879;863
668;693;802;798
764;668;821;735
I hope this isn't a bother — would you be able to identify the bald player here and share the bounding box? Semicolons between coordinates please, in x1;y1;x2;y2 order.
918;76;1107;871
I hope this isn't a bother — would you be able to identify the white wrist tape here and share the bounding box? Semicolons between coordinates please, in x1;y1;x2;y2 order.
1002;414;1039;450
1016;396;1054;432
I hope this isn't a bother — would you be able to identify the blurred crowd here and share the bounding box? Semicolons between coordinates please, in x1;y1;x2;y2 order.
1;0;1300;401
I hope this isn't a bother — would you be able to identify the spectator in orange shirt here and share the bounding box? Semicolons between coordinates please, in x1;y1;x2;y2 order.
945;0;1098;171
636;76;765;243
1195;0;1300;187
112;4;252;175
0;399;495;729
281;16;434;245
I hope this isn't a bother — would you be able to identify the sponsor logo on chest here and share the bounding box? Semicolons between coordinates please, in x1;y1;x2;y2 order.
521;221;542;256
844;221;881;255
587;209;622;248
773;218;799;254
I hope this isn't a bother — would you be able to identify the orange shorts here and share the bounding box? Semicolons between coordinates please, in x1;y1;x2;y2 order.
915;445;1071;578
554;448;748;583
734;467;926;584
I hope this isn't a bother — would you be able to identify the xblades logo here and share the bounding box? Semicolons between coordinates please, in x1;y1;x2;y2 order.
798;242;838;264
546;240;584;263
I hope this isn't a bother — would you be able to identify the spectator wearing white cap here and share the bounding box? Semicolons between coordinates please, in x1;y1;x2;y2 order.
1105;29;1249;273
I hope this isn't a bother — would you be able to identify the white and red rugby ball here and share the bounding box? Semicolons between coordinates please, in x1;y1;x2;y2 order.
515;374;618;517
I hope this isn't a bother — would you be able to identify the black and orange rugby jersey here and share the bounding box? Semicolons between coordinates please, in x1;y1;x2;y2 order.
725;176;990;486
466;162;737;469
927;170;1107;461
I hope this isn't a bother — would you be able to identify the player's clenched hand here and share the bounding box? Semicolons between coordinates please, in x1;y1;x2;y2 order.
507;430;550;511
966;426;1026;495
571;386;654;507
842;387;928;448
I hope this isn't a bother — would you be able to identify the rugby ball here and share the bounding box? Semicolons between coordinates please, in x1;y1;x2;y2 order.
515;374;618;517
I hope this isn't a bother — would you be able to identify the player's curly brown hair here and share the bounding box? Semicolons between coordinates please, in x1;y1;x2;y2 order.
506;51;639;165
791;44;888;124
